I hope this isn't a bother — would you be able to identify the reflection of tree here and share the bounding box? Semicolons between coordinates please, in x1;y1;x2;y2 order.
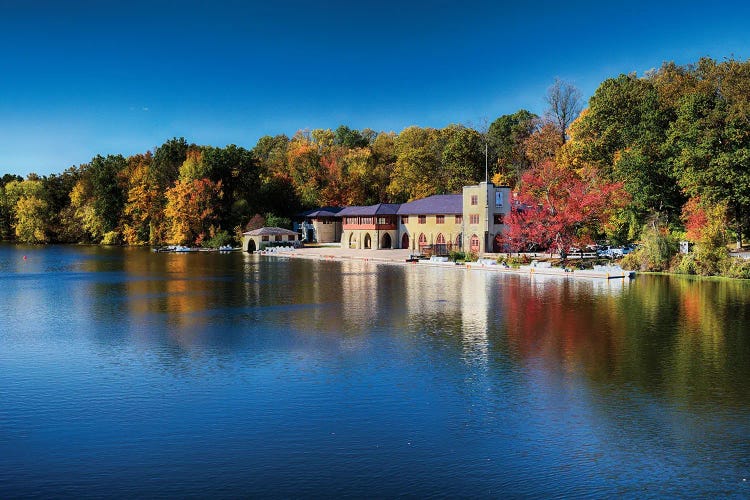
502;273;750;407
502;276;626;381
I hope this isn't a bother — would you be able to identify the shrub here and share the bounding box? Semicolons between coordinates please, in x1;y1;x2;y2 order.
449;250;466;262
504;255;529;268
670;253;697;275
101;231;121;245
720;257;750;279
203;229;234;248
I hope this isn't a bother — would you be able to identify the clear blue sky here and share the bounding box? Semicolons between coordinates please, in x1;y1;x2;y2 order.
1;0;749;176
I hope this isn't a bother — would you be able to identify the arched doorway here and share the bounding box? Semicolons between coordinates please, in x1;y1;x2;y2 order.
435;233;446;255
381;233;392;249
418;233;427;253
401;233;410;250
470;234;480;253
246;239;256;253
455;233;462;250
364;233;372;249
349;233;355;249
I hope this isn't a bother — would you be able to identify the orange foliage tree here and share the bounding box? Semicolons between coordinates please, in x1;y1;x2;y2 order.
164;178;223;245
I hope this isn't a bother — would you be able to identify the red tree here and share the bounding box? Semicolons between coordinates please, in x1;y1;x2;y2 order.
501;161;628;255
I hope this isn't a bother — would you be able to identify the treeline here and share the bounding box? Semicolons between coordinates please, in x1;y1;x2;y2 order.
0;116;546;247
2;57;750;276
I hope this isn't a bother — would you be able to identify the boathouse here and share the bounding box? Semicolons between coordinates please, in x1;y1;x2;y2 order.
339;203;400;249
243;227;299;252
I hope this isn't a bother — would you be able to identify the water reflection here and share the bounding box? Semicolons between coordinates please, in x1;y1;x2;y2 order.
3;246;749;410
3;245;750;496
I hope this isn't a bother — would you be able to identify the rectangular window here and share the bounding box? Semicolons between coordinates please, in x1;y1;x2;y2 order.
436;215;444;224
401;215;408;224
275;235;282;241
493;214;504;224
362;217;374;225
471;194;478;205
418;215;426;224
377;217;387;225
288;234;296;241
262;235;269;241
495;191;503;207
470;214;479;225
455;215;463;224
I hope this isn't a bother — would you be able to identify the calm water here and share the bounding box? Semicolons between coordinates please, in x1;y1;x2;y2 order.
1;244;750;498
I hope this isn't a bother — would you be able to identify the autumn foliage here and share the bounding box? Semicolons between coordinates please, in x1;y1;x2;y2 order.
501;160;629;254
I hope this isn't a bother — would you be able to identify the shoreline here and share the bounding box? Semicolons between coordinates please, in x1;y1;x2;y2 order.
255;247;635;280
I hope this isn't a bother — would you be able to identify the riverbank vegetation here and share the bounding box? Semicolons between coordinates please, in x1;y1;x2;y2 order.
2;57;750;277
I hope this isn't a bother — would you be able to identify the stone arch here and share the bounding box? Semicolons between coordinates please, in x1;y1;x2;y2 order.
364;233;372;249
381;233;392;249
348;232;355;249
246;238;256;253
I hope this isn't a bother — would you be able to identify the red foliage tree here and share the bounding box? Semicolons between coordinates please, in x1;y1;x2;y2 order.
501;160;629;255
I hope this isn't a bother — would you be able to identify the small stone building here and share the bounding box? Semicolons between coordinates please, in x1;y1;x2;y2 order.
243;227;299;252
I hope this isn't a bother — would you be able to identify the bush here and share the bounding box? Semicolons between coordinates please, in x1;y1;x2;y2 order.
449;250;466;262
670;253;697;275
101;231;121;245
504;255;529;268
720;258;750;279
203;229;234;248
466;251;479;262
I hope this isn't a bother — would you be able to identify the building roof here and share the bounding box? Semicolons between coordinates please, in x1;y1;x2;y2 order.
243;226;298;236
297;206;343;218
338;203;401;217
397;194;463;215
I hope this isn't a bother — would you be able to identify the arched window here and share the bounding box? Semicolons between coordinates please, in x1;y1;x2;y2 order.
470;234;480;253
418;233;428;252
455;233;462;249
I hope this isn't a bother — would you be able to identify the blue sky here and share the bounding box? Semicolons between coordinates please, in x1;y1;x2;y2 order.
1;0;749;176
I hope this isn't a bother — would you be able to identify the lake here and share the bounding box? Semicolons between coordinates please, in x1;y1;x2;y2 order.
1;244;749;497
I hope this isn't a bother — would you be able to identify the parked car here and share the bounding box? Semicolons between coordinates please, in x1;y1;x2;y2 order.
597;246;623;258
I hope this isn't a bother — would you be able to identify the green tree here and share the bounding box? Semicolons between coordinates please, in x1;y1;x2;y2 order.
4;179;48;243
87;154;127;234
334;125;369;148
388;126;442;201
487;110;537;181
667;91;750;248
440;125;484;192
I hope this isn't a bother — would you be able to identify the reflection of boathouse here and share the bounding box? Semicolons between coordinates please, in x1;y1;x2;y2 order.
294;181;511;255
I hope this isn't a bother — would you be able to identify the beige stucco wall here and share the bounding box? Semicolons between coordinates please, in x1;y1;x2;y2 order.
341;228;398;250
399;215;463;252
462;182;511;254
243;233;298;252
312;219;342;243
